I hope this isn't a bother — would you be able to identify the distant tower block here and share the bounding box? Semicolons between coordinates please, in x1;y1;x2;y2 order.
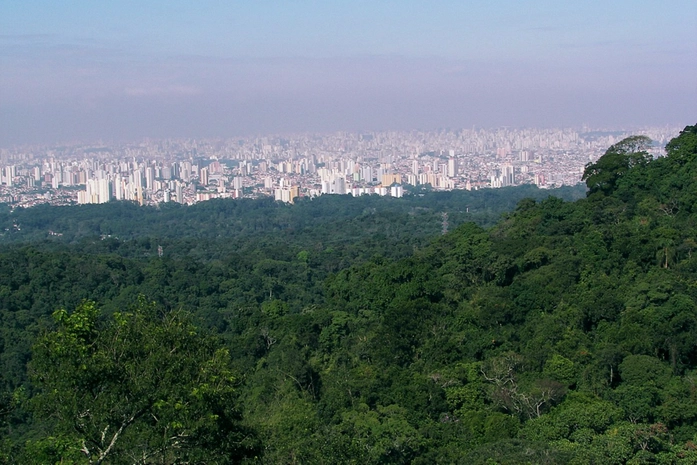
199;167;209;186
448;158;458;177
502;164;515;187
176;182;183;203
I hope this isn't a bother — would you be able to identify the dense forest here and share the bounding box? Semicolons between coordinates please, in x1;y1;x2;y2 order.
1;125;697;463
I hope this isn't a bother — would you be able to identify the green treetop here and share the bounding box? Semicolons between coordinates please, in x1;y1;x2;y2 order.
28;298;256;464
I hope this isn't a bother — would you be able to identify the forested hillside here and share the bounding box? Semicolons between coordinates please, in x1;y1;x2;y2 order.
0;184;584;258
2;126;697;463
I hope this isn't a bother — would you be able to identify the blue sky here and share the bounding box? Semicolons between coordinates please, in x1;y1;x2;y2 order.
1;1;695;144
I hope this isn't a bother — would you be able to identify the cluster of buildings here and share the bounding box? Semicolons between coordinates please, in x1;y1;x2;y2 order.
0;126;679;209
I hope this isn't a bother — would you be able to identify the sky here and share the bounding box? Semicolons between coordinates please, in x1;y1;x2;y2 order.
1;1;695;145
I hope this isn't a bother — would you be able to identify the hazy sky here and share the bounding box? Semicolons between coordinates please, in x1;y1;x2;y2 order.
1;1;695;145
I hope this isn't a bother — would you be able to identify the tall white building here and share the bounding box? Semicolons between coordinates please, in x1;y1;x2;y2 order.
175;182;184;203
113;177;124;200
502;164;515;187
448;158;458;177
98;178;111;203
79;178;111;204
145;167;155;190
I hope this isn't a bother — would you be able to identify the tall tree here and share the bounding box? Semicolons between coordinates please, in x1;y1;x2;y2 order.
28;299;256;464
582;135;652;195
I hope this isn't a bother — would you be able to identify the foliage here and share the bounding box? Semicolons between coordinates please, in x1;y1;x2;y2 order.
582;135;652;195
2;127;697;462
27;299;256;464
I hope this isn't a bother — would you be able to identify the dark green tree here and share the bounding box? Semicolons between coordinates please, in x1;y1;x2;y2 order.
582;135;652;195
28;299;256;464
665;125;697;165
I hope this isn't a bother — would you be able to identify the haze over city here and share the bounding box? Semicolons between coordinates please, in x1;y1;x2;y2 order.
1;1;696;146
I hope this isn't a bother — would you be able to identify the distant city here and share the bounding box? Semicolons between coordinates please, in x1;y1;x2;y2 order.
0;127;681;209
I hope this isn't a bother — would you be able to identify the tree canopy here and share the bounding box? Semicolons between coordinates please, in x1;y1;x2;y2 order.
3;126;697;463
582;135;652;195
27;298;256;464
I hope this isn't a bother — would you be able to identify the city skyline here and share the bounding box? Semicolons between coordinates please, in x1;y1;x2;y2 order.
1;1;695;145
0;126;680;209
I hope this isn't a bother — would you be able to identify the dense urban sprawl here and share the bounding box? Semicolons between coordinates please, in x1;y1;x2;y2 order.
0;127;679;209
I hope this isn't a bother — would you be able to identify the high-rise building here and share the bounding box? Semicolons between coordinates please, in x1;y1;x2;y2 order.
180;162;191;182
145;167;155;190
448;158;458;177
132;170;143;189
381;173;401;186
290;186;299;203
502;164;515;187
79;178;111;204
98;178;111;203
113;178;123;200
331;177;346;194
175;182;183;203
